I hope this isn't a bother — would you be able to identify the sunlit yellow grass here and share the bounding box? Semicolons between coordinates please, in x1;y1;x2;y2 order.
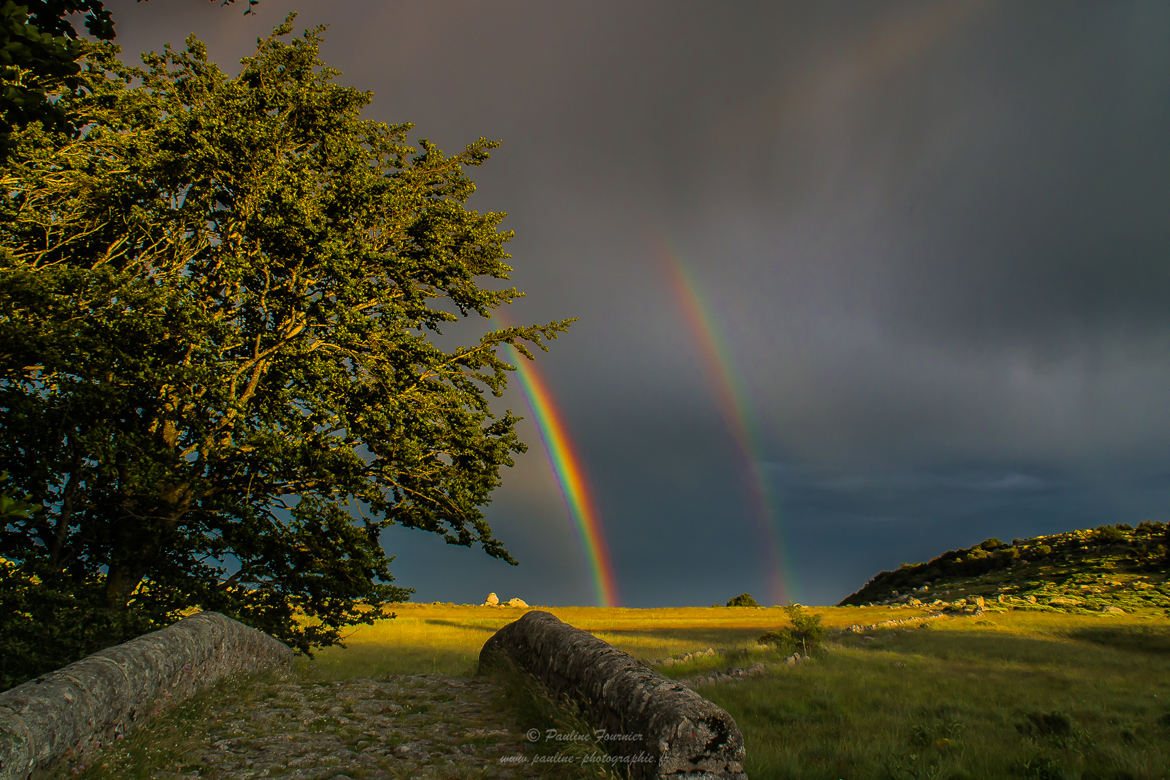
306;603;929;679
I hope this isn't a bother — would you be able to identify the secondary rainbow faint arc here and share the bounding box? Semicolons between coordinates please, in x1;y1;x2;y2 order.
654;237;792;604
495;319;619;608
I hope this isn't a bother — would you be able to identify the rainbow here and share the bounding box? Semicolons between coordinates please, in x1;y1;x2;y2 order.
496;326;620;607
653;237;792;604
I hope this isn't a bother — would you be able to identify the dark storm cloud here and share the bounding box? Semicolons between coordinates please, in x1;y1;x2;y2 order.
866;6;1170;356
90;1;1170;606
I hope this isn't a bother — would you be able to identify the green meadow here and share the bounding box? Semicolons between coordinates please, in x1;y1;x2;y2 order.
81;602;1170;779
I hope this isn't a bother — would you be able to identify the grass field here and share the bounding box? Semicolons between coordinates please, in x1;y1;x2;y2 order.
75;602;1170;778
303;603;917;679
304;603;1170;779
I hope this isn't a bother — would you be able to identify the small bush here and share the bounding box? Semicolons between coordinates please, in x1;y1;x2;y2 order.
726;593;760;607
759;604;824;655
1093;525;1127;544
996;547;1021;565
980;537;1005;550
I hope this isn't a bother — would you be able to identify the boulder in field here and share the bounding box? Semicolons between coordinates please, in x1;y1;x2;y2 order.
483;593;499;606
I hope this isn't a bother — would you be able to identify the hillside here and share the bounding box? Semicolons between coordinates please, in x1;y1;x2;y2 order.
839;521;1170;614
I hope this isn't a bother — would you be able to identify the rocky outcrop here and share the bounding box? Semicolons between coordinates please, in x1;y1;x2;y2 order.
479;610;746;779
484;592;500;607
0;611;291;779
503;597;528;608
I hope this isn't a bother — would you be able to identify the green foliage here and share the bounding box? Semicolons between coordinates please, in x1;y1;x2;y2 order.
0;558;156;690
1092;524;1127;544
0;471;39;520
759;603;824;655
785;603;824;654
0;18;570;684
0;1;257;162
0;0;113;161
726;592;760;607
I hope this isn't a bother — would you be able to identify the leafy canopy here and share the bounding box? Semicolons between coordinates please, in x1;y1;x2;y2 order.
0;17;570;674
726;592;760;607
0;0;257;161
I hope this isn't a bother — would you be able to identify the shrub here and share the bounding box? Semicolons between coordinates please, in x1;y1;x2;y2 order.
995;547;1022;566
1093;525;1127;544
726;593;760;607
759;604;824;656
980;537;1005;550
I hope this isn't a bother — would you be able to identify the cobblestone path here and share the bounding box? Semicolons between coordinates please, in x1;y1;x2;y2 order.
73;673;568;779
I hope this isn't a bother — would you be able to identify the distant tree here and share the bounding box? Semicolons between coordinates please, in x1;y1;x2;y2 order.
726;593;760;607
0;19;570;673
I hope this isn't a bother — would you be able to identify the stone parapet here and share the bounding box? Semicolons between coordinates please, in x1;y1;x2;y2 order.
0;611;291;779
479;610;746;779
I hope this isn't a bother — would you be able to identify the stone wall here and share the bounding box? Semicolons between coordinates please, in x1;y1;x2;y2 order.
479;610;746;779
0;611;291;779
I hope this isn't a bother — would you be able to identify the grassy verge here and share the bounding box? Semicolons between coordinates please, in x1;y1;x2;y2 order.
701;610;1170;778
481;657;619;779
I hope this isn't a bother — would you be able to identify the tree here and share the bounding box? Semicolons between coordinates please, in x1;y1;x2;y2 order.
0;0;256;162
758;604;824;656
726;592;759;607
0;18;570;672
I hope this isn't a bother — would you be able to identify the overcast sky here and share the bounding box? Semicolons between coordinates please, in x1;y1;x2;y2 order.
102;0;1170;607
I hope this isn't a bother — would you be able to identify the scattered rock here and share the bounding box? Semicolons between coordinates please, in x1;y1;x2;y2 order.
483;592;499;606
686;662;770;687
1102;605;1127;614
504;597;528;608
846;614;946;633
657;647;716;666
